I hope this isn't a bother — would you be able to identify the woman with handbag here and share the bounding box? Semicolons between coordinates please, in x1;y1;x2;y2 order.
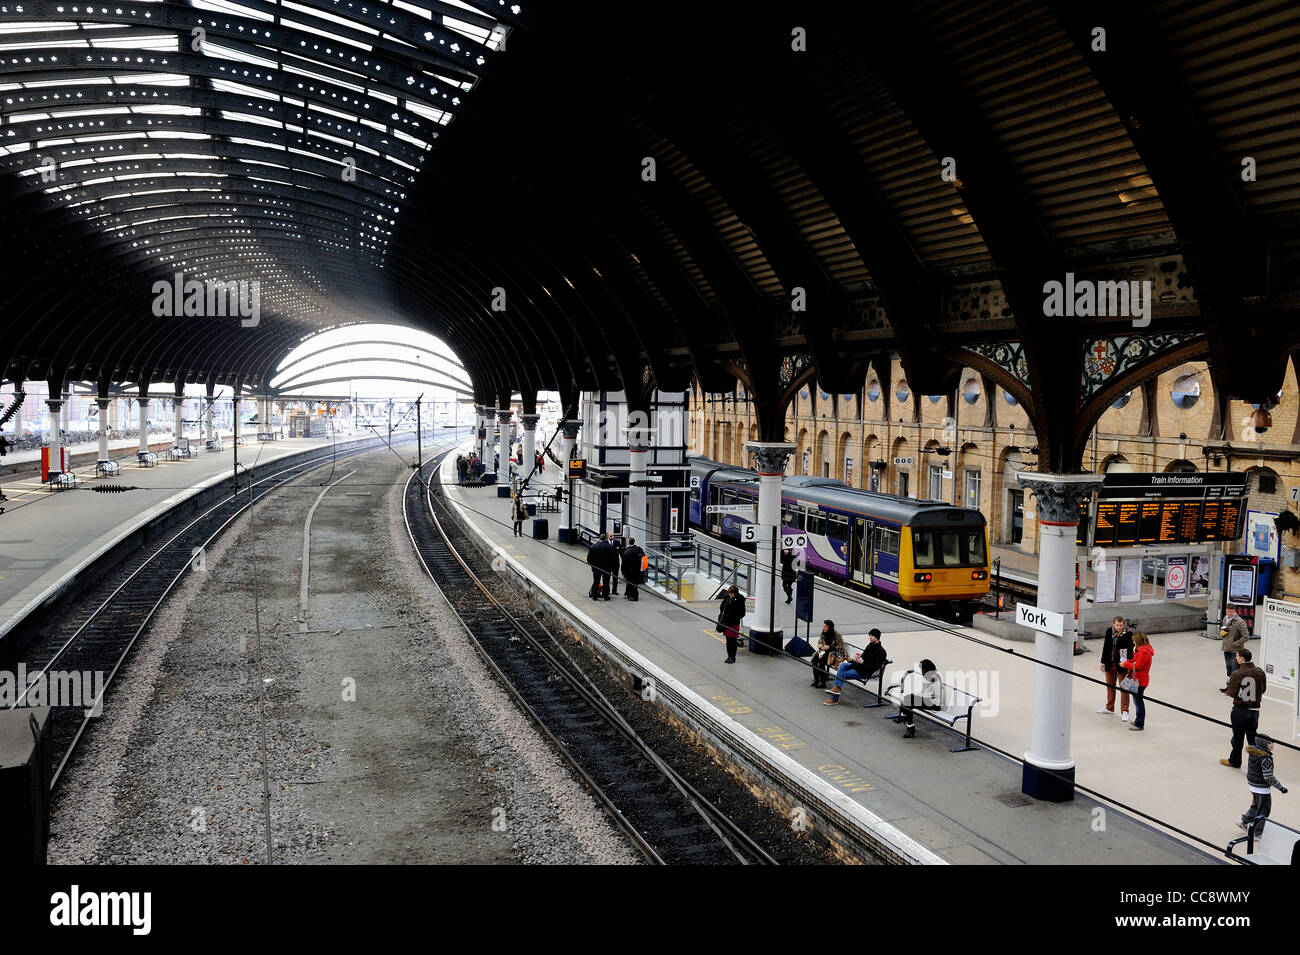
810;619;845;689
717;585;747;664
1119;632;1154;731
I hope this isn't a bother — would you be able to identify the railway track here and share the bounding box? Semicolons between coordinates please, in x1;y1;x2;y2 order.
6;434;411;789
404;456;779;865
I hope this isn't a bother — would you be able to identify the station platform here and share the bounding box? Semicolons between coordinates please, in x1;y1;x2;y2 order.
443;452;1299;864
0;436;330;645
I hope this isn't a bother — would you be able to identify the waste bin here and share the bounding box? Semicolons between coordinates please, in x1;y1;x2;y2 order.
532;518;549;540
0;707;53;865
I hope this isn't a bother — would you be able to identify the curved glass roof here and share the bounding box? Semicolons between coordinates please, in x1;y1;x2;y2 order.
0;0;513;327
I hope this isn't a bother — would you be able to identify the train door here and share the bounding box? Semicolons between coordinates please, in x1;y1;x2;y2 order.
849;518;873;584
1009;489;1024;544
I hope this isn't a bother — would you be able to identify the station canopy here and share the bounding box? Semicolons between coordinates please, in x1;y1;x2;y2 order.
2;1;1299;470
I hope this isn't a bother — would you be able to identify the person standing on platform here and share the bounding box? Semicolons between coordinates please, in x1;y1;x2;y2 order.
510;493;528;537
456;454;467;484
621;538;645;602
1220;647;1266;768
1119;632;1154;731
718;584;746;664
1240;734;1288;837
824;628;886;705
810;619;844;689
780;549;797;604
587;534;613;599
1097;615;1134;722
1220;607;1250;687
609;536;625;597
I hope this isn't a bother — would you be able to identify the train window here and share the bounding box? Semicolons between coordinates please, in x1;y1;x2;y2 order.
938;532;961;566
876;527;899;556
965;530;987;565
785;506;804;530
805;509;825;535
826;514;848;541
912;530;935;567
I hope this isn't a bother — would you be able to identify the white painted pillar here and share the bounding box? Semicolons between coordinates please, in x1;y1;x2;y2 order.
496;408;512;483
97;398;110;462
558;419;580;543
1017;473;1102;802
205;395;215;443
232;395;241;445
521;413;540;510
746;442;795;652
137;392;150;454
45;397;63;476
60;394;71;436
628;443;649;545
10;382;22;437
173;394;184;446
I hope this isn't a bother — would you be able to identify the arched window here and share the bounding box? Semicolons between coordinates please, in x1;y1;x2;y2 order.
896;380;910;403
1171;374;1200;410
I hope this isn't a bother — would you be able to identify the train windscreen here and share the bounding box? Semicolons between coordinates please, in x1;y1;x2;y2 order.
912;527;987;568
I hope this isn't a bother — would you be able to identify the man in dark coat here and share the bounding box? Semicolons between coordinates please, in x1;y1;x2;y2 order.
609;536;625;596
780;549;797;604
587;534;617;600
621;538;646;601
1220;607;1250;686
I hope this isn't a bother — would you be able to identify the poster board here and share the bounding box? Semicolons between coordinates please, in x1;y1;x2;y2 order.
1246;511;1280;563
1165;555;1187;599
1227;565;1257;605
1261;598;1299;694
1119;557;1143;603
1188;554;1210;597
1094;559;1118;604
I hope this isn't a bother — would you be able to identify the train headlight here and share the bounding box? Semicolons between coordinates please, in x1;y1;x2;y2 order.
971;570;988;580
914;572;932;582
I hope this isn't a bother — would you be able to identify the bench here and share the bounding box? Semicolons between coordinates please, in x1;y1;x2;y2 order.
95;460;120;477
534;492;560;513
205;438;223;452
882;669;981;752
137;451;158;467
257;431;276;442
838;656;893;708
1226;816;1300;865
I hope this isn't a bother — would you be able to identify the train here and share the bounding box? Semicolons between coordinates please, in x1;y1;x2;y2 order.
688;455;990;617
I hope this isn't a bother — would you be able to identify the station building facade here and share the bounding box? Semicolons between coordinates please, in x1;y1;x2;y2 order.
688;357;1300;596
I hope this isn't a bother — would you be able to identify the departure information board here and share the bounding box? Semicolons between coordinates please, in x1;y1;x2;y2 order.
1089;494;1246;546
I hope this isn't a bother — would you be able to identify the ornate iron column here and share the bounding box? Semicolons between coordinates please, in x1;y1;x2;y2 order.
45;396;64;476
136;387;150;455
96;398;111;463
558;419;581;544
746;442;796;653
520;412;540;511
1016;472;1103;801
496;407;513;489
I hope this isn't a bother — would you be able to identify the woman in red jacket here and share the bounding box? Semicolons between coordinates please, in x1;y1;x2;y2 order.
1120;632;1154;731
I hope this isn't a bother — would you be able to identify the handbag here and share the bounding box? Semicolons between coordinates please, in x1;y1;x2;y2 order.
1118;673;1140;694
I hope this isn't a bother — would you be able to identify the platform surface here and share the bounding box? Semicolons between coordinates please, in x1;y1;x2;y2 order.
444;451;1299;864
0;436;329;639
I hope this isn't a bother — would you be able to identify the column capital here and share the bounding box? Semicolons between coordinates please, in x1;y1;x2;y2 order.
95;397;111;409
496;407;513;422
560;418;581;439
45;397;64;412
746;441;795;475
520;413;541;429
1016;472;1102;524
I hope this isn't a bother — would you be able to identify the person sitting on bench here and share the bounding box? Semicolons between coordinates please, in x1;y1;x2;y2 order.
824;629;886;706
893;659;943;738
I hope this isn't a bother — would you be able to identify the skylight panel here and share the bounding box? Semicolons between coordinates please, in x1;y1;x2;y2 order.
282;1;381;35
280;18;374;53
212;78;282;102
190;0;276;22
220;109;283;129
204;42;279;69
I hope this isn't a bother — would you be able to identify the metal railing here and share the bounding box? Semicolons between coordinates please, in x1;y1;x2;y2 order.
693;538;753;598
642;542;688;600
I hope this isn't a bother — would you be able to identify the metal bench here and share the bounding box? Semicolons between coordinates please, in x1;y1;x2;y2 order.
257;431;276;442
883;670;981;752
1226;816;1300;865
835;656;893;708
136;451;158;467
534;492;560;513
205;438;223;452
95;460;120;477
49;471;78;490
